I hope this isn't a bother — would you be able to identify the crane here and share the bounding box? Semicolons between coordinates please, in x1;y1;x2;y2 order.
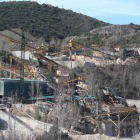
49;46;81;56
92;43;119;54
71;41;117;60
0;34;14;51
46;42;79;56
33;52;65;69
47;44;62;49
10;55;28;69
0;33;44;53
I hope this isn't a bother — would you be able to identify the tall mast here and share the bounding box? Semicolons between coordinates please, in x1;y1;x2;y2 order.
20;29;25;100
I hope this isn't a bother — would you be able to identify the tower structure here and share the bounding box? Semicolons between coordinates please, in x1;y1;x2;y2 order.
20;29;25;100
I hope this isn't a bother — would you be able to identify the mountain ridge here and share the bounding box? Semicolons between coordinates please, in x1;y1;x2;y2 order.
0;1;110;41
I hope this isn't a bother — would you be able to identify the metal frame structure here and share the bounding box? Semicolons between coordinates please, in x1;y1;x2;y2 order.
20;29;25;100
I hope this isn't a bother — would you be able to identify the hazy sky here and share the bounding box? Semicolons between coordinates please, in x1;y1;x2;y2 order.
1;0;140;25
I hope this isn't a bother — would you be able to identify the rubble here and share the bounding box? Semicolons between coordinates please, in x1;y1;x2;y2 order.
1;32;140;140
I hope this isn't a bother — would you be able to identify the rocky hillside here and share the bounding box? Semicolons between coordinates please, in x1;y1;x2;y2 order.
71;23;140;49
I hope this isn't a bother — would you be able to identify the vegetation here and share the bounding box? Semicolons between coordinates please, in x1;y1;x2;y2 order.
0;1;109;42
36;125;71;140
73;24;140;49
71;65;140;99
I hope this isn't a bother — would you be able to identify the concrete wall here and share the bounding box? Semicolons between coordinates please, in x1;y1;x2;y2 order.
101;118;140;137
0;109;33;131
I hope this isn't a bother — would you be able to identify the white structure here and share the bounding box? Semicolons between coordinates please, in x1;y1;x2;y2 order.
12;51;31;60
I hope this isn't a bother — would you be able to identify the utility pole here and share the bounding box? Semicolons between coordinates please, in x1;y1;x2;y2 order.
20;29;25;101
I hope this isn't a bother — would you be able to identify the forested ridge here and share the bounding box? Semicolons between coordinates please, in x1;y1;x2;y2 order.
73;24;140;48
0;1;109;41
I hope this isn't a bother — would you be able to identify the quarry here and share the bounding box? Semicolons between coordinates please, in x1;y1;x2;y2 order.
0;1;140;139
0;28;140;140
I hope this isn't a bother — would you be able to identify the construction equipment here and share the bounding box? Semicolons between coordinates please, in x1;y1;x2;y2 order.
119;49;139;60
9;55;31;79
72;41;117;60
36;43;45;54
10;55;28;69
0;33;44;53
33;52;66;76
49;46;81;56
33;52;65;69
0;63;29;80
9;29;33;43
47;44;62;49
49;41;117;60
46;41;78;57
0;34;14;51
60;77;80;84
46;44;62;55
91;43;116;49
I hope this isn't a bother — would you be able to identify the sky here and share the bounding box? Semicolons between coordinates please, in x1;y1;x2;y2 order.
1;0;140;25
